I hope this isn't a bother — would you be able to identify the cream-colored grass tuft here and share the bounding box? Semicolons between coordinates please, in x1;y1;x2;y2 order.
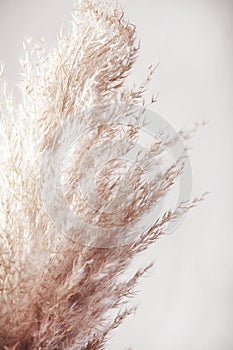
0;1;202;349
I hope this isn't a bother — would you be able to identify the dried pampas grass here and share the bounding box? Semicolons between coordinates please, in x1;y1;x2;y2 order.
0;0;202;349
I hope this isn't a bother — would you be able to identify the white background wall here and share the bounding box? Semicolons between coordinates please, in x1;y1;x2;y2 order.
0;1;232;349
